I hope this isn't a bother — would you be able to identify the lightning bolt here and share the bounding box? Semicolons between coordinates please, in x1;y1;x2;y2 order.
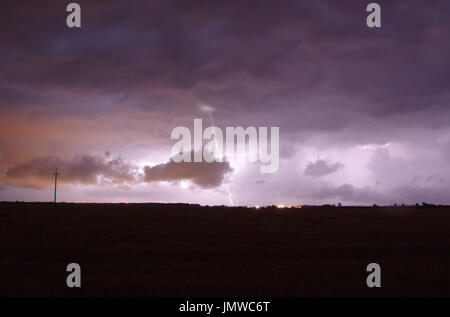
201;104;236;206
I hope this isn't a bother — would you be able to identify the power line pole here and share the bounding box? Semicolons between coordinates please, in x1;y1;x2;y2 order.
53;168;58;204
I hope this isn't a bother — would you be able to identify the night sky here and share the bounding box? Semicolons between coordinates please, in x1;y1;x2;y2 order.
1;0;449;206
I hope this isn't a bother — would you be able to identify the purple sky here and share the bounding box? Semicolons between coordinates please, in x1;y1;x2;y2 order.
1;0;450;205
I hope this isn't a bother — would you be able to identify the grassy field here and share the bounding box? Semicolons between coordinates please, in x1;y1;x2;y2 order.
1;202;450;296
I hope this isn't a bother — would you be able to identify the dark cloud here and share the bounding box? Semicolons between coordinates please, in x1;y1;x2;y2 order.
303;183;380;204
2;0;449;130
2;150;232;191
304;160;344;177
0;1;449;204
5;154;137;189
143;158;232;188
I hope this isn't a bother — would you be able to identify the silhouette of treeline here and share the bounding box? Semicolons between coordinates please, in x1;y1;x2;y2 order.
0;201;448;208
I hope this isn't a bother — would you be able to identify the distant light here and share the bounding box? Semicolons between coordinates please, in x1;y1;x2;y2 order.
180;180;189;189
255;205;260;210
199;103;216;113
123;202;129;205
277;205;285;209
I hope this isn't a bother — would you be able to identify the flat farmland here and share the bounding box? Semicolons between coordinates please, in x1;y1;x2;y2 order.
1;203;449;296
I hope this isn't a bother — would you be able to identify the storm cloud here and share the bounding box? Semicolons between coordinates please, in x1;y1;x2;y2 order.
304;160;344;177
5;154;138;189
4;152;232;190
0;1;449;204
143;160;232;188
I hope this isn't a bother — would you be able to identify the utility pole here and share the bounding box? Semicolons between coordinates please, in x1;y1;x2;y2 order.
53;168;59;204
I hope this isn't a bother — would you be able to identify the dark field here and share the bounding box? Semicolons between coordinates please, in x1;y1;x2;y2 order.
1;203;450;297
